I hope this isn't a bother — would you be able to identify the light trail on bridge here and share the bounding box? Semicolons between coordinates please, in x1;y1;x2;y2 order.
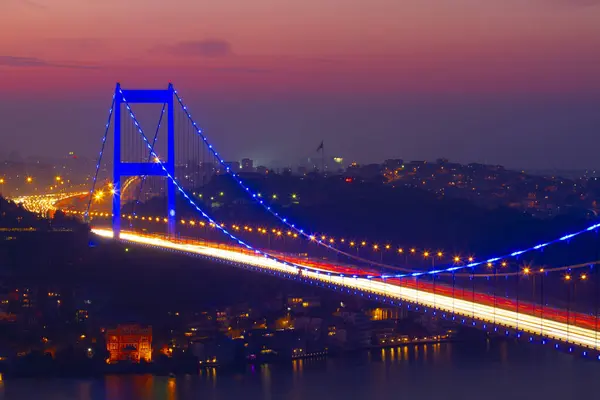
13;177;139;215
92;228;600;351
11;191;89;214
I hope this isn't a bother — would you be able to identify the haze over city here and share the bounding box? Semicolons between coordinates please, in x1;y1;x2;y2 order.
1;0;600;169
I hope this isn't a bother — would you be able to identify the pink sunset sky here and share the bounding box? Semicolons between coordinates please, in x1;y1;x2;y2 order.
1;0;600;168
2;0;600;95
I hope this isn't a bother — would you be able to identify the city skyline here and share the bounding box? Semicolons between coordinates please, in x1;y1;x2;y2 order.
1;1;600;169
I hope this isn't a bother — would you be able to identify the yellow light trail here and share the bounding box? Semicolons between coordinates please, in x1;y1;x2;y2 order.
92;228;600;350
11;191;89;214
11;177;140;215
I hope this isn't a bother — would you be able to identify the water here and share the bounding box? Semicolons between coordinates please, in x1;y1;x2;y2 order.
0;340;597;400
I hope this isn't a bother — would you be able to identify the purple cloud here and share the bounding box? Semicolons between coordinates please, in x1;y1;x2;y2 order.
0;56;98;69
45;38;106;51
552;0;600;6
209;67;270;74
155;40;232;57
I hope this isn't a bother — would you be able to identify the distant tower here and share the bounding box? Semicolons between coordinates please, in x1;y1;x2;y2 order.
241;158;254;173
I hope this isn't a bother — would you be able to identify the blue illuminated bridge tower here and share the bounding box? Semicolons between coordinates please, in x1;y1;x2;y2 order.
112;83;176;238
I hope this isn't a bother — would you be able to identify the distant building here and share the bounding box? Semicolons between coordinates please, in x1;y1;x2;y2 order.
106;324;152;363
256;165;269;175
333;311;372;349
224;161;240;172
241;158;254;173
383;159;404;170
368;307;407;321
347;163;382;181
191;338;236;366
287;296;321;310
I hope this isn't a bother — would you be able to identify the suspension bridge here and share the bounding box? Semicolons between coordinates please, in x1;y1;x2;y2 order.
30;83;600;358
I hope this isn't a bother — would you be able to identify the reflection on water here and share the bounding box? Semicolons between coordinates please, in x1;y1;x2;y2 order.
0;341;598;400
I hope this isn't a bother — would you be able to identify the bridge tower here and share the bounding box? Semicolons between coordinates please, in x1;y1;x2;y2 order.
112;83;176;238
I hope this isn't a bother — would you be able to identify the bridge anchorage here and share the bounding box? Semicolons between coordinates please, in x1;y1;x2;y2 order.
82;83;600;359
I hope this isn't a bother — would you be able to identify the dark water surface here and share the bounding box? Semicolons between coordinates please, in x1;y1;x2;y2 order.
0;340;597;400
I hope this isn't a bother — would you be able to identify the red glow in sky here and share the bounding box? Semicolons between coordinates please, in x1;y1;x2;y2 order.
2;0;600;95
1;0;600;168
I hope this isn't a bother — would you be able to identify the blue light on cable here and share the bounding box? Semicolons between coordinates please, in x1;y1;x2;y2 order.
171;91;600;282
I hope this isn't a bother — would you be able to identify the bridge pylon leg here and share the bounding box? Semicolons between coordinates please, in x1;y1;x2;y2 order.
112;83;122;239
167;180;176;237
166;83;176;238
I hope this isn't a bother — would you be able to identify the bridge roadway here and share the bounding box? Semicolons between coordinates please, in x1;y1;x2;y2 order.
92;227;600;351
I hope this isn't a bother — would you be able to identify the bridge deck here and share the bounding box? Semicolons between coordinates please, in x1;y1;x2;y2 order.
92;228;600;351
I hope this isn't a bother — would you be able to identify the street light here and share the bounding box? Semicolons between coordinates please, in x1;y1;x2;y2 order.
55;176;61;182
26;176;33;183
